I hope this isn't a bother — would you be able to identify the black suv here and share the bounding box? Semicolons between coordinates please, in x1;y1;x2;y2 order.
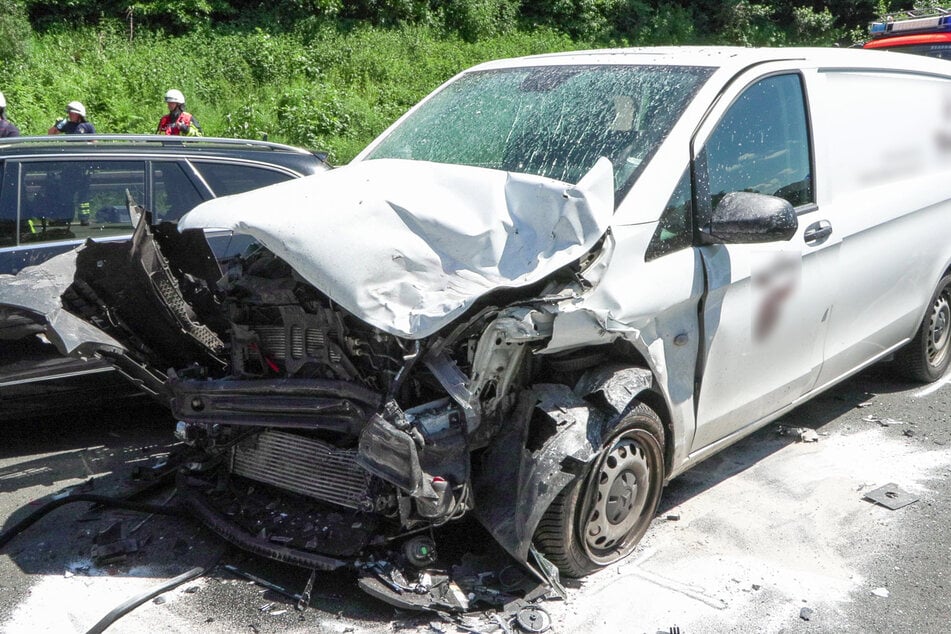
0;135;328;418
0;135;328;274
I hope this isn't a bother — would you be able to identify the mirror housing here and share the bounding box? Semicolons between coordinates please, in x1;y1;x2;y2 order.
699;191;798;245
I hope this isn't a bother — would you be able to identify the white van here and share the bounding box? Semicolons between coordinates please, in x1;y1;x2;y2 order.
5;47;950;604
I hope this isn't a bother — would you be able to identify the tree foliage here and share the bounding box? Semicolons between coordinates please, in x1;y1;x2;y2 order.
0;0;31;64
19;0;918;41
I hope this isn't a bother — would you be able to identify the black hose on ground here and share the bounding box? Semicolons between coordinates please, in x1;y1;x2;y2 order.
0;494;185;550
85;545;226;634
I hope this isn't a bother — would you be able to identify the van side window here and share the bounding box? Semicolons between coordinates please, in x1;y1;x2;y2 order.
646;167;693;260
705;74;813;209
153;161;205;222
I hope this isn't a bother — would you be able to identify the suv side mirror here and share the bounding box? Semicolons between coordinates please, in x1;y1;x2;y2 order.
700;191;797;245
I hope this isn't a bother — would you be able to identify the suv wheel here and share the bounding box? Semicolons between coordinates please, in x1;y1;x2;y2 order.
534;402;665;578
895;273;951;383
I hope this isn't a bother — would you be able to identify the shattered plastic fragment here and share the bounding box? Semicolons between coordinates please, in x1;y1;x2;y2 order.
862;415;906;427
776;426;818;442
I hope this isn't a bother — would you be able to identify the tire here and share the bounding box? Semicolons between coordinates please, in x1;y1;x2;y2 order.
895;273;951;383
534;402;665;578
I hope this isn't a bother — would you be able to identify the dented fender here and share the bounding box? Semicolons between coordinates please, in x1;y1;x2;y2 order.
472;366;655;565
575;363;654;417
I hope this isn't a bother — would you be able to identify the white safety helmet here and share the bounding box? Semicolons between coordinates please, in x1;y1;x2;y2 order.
0;92;6;109
164;89;185;105
66;101;87;117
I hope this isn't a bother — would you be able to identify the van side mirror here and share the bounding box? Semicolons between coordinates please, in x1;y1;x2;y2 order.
699;191;797;245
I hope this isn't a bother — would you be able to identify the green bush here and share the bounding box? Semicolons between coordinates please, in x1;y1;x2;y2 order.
715;1;786;46
792;6;841;46
222;104;270;140
444;0;519;41
0;0;32;64
641;4;696;44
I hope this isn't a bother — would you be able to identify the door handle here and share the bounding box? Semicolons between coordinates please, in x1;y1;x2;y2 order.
804;220;832;245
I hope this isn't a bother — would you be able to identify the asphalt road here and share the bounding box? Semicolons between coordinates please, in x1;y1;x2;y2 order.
1;362;949;633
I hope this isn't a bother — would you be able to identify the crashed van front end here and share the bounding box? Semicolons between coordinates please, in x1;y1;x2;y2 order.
18;155;642;601
2;61;718;606
165;258;552;576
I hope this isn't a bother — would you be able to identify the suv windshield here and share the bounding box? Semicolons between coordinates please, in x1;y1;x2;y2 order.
365;64;713;201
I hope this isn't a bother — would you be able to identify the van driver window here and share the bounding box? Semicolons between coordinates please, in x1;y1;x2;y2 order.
705;74;813;209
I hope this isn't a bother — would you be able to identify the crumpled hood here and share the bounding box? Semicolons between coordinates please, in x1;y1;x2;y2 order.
180;158;614;339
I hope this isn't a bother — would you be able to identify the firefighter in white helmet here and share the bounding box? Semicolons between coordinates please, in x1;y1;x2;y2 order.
157;89;202;136
0;91;20;137
48;101;95;135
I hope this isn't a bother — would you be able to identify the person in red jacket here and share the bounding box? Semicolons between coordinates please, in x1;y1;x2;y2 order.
157;89;202;136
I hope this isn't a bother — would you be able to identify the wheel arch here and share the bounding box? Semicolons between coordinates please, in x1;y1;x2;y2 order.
471;363;667;571
575;338;676;479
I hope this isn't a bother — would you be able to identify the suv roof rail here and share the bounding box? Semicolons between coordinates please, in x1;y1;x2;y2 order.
0;134;326;159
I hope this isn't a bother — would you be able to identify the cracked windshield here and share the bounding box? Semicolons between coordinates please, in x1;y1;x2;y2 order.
367;65;713;200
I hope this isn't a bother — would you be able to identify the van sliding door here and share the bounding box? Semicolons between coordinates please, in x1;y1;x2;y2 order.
811;69;951;388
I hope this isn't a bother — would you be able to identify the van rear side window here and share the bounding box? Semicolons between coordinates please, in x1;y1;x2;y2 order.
705;74;813;209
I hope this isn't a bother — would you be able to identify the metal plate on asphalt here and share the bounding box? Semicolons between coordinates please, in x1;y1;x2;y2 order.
864;483;919;510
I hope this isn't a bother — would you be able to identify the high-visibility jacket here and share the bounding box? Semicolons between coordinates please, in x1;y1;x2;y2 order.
158;110;201;136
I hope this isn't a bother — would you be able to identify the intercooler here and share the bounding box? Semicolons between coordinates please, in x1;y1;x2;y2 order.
230;430;373;510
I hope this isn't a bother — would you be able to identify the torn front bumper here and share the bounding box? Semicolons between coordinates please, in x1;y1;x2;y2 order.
169;376;382;435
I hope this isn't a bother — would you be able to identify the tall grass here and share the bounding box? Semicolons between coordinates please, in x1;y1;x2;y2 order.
0;24;580;163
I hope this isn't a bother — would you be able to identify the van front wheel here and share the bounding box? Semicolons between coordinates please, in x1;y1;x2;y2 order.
896;273;951;383
534;402;665;578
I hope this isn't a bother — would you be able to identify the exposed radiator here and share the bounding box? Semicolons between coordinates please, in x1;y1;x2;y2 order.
230;430;372;510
